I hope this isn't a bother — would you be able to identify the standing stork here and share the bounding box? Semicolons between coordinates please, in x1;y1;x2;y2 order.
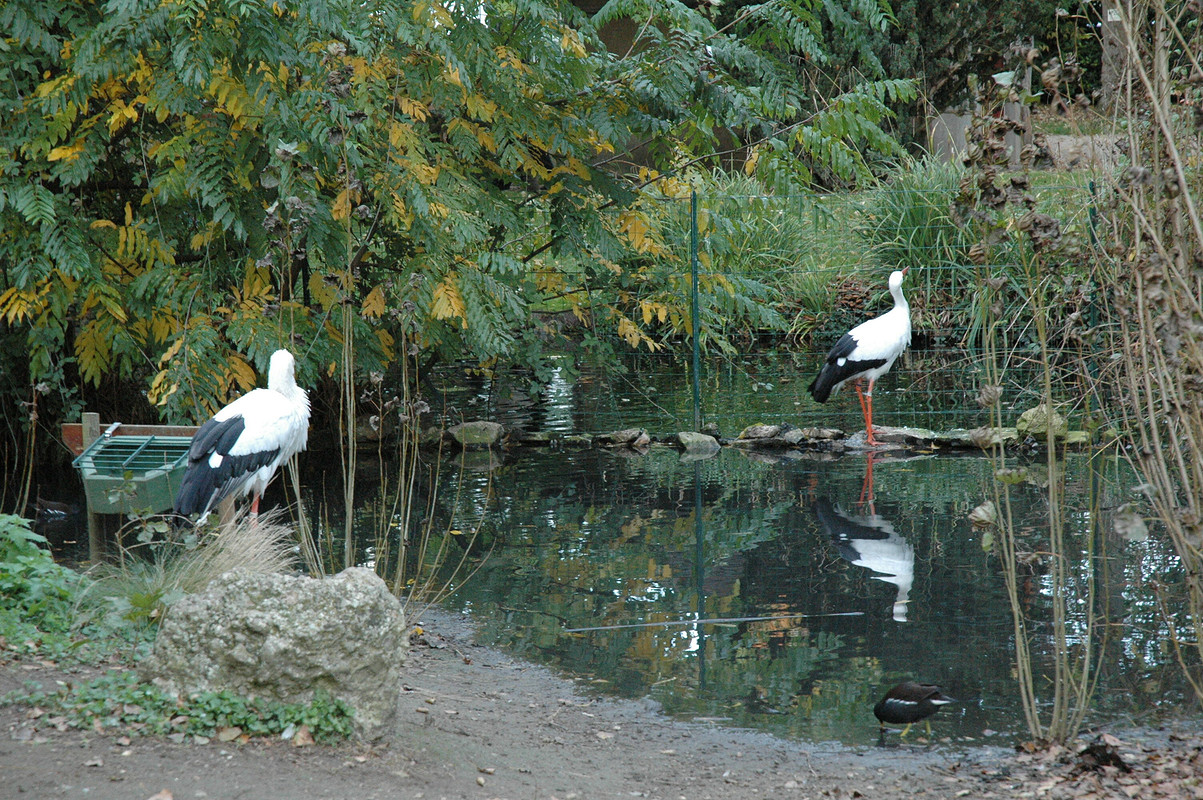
808;268;911;446
173;349;310;525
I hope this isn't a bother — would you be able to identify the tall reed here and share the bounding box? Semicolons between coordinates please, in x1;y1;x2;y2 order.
964;58;1105;741
1105;1;1203;697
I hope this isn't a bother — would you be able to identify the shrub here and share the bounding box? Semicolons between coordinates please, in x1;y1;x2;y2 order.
0;515;82;632
6;669;355;743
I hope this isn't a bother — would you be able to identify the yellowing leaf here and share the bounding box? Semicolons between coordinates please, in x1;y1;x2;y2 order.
147;369;179;407
407;161;439;185
431;275;467;328
225;356;257;394
399;97;428;122
560;28;586;57
465;94;496;121
48;141;85;162
744;146;761;176
190;228;215;250
376;328;395;359
616;316;642;348
617;210;655;253
332;188;351;221
74;320;112;386
107;100;138;135
361;285;386;318
0;287;37;324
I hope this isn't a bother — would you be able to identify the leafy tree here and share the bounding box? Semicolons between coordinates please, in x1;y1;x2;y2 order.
0;0;915;458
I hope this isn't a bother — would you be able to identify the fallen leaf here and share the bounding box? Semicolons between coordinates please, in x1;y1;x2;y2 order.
145;791;174;800
291;724;315;747
595;731;613;740
216;726;242;742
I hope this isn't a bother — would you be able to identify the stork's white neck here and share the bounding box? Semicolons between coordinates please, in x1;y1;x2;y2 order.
888;270;908;310
266;350;308;408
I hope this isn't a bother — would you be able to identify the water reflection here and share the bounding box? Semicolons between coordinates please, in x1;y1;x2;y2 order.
814;453;914;623
408;444;1194;748
814;498;914;623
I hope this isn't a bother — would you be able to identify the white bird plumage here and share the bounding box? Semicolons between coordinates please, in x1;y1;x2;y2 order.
808;268;911;445
813;498;914;623
173;349;310;524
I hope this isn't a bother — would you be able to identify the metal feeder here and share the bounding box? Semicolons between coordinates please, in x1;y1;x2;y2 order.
72;424;192;514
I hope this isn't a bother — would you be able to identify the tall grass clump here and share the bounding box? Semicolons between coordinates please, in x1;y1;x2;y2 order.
640;170;872;344
79;510;297;637
859;157;972;275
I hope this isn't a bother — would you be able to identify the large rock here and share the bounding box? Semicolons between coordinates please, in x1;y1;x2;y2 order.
676;431;720;459
448;420;505;448
144;567;407;740
1015;404;1069;439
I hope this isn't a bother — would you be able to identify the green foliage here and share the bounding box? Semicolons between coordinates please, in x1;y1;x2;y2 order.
872;1;1067;111
0;0;917;429
0;514;123;664
8;670;355;743
0;515;81;631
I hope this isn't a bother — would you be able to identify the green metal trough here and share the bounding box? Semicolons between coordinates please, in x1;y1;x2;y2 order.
72;433;193;514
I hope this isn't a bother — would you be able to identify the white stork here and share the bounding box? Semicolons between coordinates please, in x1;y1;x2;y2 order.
807;267;911;446
173;349;310;525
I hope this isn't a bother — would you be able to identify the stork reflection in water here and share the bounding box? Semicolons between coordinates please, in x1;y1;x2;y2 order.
813;454;914;622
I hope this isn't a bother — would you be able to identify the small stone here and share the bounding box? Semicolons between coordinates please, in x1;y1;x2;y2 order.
1015;403;1068;439
738;424;781;439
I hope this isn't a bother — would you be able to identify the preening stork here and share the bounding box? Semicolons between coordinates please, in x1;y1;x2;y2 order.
808;268;911;445
873;681;955;739
173;349;310;525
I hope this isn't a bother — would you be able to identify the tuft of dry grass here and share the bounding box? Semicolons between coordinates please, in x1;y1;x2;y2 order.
78;509;298;631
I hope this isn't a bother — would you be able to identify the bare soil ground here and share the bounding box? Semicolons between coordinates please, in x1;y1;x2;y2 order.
3;607;1202;800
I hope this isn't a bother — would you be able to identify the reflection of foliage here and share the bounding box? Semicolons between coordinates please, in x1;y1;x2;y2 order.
438;445;1186;744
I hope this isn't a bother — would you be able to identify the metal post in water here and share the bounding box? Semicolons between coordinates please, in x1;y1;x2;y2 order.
694;459;707;690
690;190;701;432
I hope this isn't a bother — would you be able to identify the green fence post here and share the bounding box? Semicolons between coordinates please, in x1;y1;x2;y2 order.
690;190;701;432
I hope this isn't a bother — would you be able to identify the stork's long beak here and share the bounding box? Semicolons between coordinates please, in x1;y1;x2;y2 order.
901;266;910;276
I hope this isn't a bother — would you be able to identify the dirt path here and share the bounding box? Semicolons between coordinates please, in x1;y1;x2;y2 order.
2;608;1199;800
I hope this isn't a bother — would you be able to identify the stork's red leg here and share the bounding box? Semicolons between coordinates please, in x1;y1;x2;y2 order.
859;452;877;511
864;378;879;445
250;494;261;518
854;380;869;427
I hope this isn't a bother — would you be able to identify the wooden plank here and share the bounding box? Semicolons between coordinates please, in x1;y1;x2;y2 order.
63;422;200;455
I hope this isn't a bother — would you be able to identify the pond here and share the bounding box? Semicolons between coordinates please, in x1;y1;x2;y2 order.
40;343;1190;749
336;347;1194;749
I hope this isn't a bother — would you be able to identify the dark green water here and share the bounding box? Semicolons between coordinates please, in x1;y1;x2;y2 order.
353;348;1189;749
424;444;1184;748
